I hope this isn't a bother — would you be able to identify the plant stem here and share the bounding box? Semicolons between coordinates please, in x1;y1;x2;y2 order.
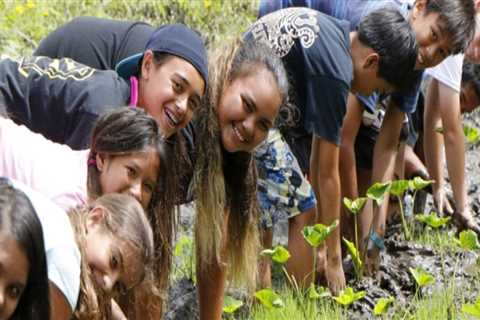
354;214;359;256
397;195;410;240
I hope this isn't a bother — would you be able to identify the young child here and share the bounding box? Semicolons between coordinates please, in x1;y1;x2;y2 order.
0;23;207;150
0;107;175;316
0;178;50;320
5;178;154;319
246;7;419;293
193;39;290;319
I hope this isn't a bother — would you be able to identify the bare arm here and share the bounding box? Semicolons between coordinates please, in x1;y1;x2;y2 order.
49;281;72;320
310;135;345;293
424;79;466;213
370;104;405;237
197;212;229;320
339;94;364;201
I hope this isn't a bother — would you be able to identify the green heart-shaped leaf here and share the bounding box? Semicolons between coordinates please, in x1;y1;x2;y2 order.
333;287;366;306
342;237;362;272
373;296;395;316
461;296;480;317
459;230;480;250
343;197;367;215
409;267;435;287
409;176;434;191
222;295;243;314
254;288;284;309
463;125;480;144
389;180;410;197
307;283;330;300
260;245;291;264
415;212;450;229
367;182;391;206
302;220;339;247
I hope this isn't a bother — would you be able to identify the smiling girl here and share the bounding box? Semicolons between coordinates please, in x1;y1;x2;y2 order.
0;178;50;320
193;39;291;319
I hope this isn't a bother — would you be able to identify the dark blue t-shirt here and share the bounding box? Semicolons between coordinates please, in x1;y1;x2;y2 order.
246;7;352;146
258;0;422;115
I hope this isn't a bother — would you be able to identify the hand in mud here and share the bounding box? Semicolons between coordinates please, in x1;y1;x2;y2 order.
453;207;480;236
433;189;453;216
364;247;380;277
325;259;346;296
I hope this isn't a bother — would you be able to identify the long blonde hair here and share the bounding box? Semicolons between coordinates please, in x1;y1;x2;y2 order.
194;38;289;288
68;193;154;319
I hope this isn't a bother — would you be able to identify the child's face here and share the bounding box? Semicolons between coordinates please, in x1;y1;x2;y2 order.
218;69;281;153
96;147;159;209
84;208;141;295
0;230;29;320
410;1;453;69
138;51;205;138
460;81;480;113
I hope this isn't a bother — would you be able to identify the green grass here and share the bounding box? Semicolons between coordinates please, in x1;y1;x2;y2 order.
0;0;258;57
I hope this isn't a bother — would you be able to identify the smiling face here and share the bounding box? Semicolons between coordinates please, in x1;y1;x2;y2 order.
218;68;282;153
410;1;452;69
84;207;141;295
0;230;28;320
138;51;205;138
96;147;159;209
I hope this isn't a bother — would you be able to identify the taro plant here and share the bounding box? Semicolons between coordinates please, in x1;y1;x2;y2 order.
409;267;435;296
373;296;394;317
463;125;480;144
343;196;367;254
366;182;391;206
222;295;243;317
409;176;434;215
342;237;363;280
415;212;451;229
307;283;331;300
254;288;285;310
302;220;339;285
333;287;366;307
261;245;291;264
456;230;480;250
389;179;411;240
462;295;480;318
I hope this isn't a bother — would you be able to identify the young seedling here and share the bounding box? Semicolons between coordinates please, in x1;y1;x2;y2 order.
261;245;291;264
307;283;331;300
409;176;434;215
302;220;339;285
456;230;480;250
463;125;480;144
409;267;435;296
333;287;366;307
222;295;244;316
342;237;363;280
343;196;367;252
373;296;394;317
462;295;480;318
389;180;411;240
366;182;391;206
415;212;451;229
254;288;285;309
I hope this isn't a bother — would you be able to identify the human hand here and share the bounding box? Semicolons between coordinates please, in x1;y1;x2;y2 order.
433;189;453;215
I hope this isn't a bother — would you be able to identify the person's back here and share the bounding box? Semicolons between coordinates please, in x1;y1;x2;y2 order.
34;16;154;70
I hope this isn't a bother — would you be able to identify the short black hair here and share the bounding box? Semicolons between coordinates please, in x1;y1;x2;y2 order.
358;8;419;92
462;62;480;100
0;178;50;320
424;0;476;54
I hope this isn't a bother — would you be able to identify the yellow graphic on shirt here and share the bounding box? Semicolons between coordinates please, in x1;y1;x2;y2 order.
17;56;95;81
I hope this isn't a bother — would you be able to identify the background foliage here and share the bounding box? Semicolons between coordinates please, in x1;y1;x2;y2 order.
0;0;258;57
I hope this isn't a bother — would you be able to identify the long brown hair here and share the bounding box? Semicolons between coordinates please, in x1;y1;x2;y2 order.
86;107;177;315
194;38;289;288
68;193;154;319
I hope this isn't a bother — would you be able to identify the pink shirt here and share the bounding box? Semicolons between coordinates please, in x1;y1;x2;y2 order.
0;117;88;210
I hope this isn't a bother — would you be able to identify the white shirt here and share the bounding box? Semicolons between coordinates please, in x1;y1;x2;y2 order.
10;179;81;310
426;54;464;93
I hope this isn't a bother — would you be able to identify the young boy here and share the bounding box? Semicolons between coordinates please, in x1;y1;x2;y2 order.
246;7;419;293
257;0;476;279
